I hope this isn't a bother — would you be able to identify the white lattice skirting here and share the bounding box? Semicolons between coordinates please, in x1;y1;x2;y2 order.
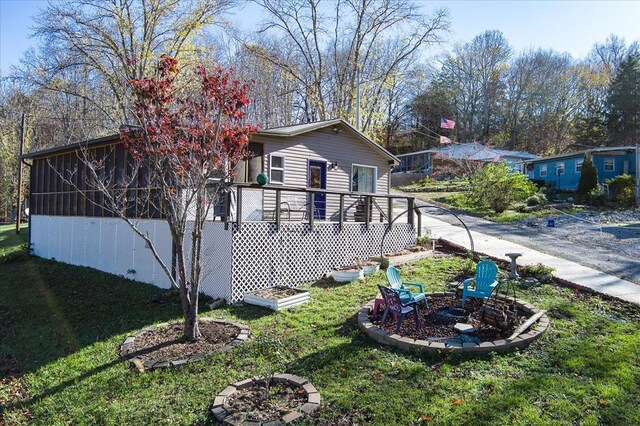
229;222;416;302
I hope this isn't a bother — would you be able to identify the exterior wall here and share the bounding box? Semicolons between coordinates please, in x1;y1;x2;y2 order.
527;152;637;190
229;222;416;302
29;215;233;300
253;128;392;220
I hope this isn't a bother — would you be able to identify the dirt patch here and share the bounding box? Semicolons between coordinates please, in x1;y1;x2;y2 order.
226;382;307;422
252;287;304;299
333;265;362;272
371;295;528;341
129;321;240;363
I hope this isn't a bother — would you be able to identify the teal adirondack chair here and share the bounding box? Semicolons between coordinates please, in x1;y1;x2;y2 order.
461;260;499;308
385;266;427;305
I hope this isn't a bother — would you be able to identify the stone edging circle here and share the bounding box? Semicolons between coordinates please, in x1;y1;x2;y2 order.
211;374;321;425
358;292;550;353
119;318;251;370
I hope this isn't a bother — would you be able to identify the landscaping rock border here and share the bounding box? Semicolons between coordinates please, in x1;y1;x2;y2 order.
211;374;321;425
358;292;549;353
119;318;250;370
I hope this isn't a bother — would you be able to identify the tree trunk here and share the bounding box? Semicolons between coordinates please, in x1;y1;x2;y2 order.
183;298;201;341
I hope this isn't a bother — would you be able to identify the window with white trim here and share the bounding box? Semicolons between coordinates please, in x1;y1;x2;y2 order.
604;158;615;172
556;162;565;175
540;164;547;177
351;165;377;193
270;155;285;184
575;159;583;173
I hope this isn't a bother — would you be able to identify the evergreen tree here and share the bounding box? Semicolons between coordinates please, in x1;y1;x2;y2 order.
607;53;640;145
577;153;598;199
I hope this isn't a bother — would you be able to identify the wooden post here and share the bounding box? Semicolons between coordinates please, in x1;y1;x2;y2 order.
339;194;344;231
275;188;281;231
387;197;393;224
407;197;415;227
309;192;315;230
16;113;25;235
364;196;371;230
236;186;243;231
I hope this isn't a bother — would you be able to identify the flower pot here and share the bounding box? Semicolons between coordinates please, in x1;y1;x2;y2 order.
362;263;380;276
332;267;364;282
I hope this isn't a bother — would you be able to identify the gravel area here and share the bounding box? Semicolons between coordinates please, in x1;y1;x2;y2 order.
512;210;640;260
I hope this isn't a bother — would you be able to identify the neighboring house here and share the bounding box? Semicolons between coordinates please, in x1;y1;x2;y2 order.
524;146;639;191
392;143;537;185
22;119;418;302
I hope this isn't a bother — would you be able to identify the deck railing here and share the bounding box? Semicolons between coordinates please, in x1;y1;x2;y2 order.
229;183;421;234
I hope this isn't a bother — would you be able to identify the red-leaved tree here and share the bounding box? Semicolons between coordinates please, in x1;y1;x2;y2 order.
80;56;257;341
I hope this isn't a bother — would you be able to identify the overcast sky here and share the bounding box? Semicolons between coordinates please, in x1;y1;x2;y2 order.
1;0;639;73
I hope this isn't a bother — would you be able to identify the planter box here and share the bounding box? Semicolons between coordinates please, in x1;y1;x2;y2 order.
243;287;310;311
369;249;435;267
362;264;380;276
332;268;365;283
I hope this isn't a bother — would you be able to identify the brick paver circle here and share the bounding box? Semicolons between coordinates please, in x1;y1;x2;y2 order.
210;374;321;424
358;292;549;353
119;318;251;370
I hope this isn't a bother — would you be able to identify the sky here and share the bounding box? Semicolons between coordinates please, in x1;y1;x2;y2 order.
1;0;639;73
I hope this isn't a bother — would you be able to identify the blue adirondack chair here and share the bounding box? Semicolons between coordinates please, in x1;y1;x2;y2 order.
378;285;420;332
386;266;427;305
461;260;499;308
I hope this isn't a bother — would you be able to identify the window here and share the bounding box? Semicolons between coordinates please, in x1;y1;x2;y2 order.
351;165;377;193
575;159;583;173
556;162;565;175
540;164;547;177
604;158;615;172
270;155;285;184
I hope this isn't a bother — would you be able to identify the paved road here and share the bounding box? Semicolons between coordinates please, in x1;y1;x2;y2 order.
391;193;640;304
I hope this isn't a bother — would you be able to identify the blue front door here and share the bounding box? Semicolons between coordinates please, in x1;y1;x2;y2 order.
308;160;327;220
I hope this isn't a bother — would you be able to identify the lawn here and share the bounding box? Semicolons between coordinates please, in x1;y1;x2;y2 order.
2;224;640;425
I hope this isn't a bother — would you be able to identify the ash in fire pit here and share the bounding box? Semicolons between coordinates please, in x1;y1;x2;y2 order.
436;307;468;321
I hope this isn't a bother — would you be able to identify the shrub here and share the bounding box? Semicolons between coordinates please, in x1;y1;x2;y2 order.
468;163;537;213
577;153;598;201
525;192;547;207
588;185;607;206
513;203;527;212
605;174;636;207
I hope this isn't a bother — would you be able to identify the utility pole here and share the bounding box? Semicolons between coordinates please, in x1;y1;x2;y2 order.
16;113;25;234
355;67;361;131
636;145;640;207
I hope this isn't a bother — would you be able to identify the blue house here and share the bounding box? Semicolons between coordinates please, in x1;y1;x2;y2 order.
524;146;639;191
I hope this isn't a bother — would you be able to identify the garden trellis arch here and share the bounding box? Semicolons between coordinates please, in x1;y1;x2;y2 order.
380;204;475;261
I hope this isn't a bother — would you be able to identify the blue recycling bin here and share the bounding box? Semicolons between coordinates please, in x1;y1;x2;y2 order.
547;219;555;227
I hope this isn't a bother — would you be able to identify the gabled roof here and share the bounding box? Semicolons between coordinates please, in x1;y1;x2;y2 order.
22;118;399;164
259;118;398;163
396;142;538;162
524;146;638;164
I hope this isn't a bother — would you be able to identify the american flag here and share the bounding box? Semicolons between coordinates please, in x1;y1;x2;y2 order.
439;135;452;144
440;117;455;129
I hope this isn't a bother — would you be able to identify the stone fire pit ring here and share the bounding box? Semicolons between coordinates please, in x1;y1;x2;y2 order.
211;374;321;425
358;291;549;353
119;318;251;370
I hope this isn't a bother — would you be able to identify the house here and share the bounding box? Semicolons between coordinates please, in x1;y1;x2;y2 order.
22;119;419;302
524;146;639;191
392;143;538;185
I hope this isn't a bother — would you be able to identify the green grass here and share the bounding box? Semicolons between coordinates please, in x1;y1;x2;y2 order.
2;225;640;425
0;224;28;261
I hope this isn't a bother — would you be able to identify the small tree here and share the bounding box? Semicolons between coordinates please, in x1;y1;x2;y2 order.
76;56;257;341
468;162;536;213
576;153;598;201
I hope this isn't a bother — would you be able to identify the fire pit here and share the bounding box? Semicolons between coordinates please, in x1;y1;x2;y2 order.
358;292;550;353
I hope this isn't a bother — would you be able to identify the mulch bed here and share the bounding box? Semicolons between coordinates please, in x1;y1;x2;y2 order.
225;382;307;422
128;321;240;363
252;287;304;299
370;295;529;341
